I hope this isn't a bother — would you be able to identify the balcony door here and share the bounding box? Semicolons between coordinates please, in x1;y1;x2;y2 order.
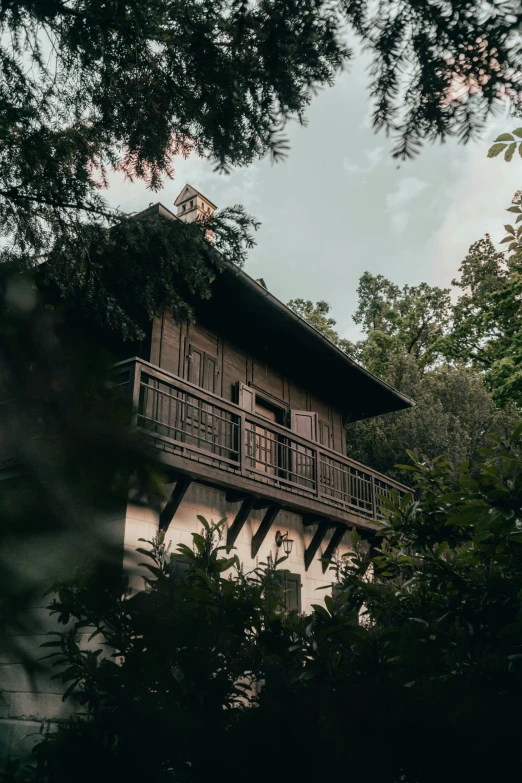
253;398;279;476
238;383;284;476
183;345;219;451
290;410;317;488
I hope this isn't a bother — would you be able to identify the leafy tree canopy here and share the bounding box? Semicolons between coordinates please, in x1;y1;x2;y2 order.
350;273;452;375
286;298;354;353
1;0;522;265
445;231;522;408
290;216;521;478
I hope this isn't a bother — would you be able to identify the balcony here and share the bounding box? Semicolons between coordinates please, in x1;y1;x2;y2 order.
115;359;408;534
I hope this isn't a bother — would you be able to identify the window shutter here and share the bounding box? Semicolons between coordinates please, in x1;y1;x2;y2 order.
318;418;332;449
290;410;317;442
238;382;255;412
202;354;217;394
187;345;203;386
286;572;302;613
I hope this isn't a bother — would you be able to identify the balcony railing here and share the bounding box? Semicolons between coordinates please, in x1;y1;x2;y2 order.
114;359;408;522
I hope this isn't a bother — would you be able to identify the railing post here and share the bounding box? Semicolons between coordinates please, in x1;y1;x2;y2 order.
314;445;320;499
371;473;376;520
239;412;246;476
130;361;141;430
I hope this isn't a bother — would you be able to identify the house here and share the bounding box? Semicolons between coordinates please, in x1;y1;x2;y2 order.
117;184;413;611
0;184;413;763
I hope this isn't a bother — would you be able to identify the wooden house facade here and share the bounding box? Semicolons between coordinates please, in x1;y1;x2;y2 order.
0;186;413;763
117;185;413;612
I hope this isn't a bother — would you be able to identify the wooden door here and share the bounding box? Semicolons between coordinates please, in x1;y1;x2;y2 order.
254;399;278;475
290;410;317;488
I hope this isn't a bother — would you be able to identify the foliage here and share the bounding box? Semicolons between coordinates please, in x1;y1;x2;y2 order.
487;127;522;161
286;298;353;353
6;428;522;782
1;0;521;264
6;518;301;782
446;231;522;408
346;356;518;482
350;272;452;375
292;262;520;480
39;205;259;342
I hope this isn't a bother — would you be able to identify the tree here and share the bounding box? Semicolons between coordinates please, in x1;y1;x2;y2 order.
349;273;452;375
1;0;522;265
445;231;522;408
346;357;518;481
290;274;518;481
286;298;354;353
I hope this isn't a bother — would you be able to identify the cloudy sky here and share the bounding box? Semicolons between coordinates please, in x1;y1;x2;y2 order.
107;51;522;344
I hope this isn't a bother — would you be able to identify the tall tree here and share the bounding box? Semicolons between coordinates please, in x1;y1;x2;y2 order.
291;270;518;481
446;232;522;408
350;273;452;375
286;298;354;353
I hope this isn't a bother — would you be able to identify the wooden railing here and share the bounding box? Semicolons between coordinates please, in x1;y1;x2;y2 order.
114;359;408;521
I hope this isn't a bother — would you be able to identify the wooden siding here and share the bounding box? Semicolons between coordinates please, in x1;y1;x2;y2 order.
153;311;347;456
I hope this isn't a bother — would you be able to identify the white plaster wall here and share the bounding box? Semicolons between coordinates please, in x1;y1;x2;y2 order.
124;481;353;613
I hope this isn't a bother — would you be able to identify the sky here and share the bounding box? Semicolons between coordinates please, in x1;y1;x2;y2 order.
107;52;522;344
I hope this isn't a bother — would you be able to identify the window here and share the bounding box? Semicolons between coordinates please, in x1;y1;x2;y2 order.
182;204;186;211
273;571;302;613
187;345;217;393
169;558;191;584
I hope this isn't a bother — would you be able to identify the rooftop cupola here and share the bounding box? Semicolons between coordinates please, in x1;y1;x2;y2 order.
174;184;217;224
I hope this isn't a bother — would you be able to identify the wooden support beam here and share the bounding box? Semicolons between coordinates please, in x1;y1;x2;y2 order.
321;525;346;573
302;514;320;527
159;475;192;532
251;505;280;558
226;489;250;504
304;522;330;571
253;499;273;511
227;497;255;548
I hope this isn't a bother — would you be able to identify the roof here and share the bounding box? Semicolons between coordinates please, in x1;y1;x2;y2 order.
174;184;218;210
137;200;414;422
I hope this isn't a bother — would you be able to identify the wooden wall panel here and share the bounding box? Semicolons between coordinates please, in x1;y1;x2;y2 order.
288;380;307;411
310;393;330;421
187;322;219;356
155;312;347;455
159;316;182;376
252;354;285;401
222;338;247;402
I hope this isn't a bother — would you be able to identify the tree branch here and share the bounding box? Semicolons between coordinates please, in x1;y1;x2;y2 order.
0;188;116;219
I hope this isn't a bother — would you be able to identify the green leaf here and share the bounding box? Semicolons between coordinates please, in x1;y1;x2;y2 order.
500;236;513;243
312;604;331;621
510;422;522;443
513;128;522;138
494;133;514;142
446;506;485;526
488;143;507;157
505;142;517;162
438;492;466;503
504;224;515;234
507;205;521;213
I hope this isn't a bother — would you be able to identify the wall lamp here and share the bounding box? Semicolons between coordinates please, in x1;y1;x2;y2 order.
275;530;294;556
